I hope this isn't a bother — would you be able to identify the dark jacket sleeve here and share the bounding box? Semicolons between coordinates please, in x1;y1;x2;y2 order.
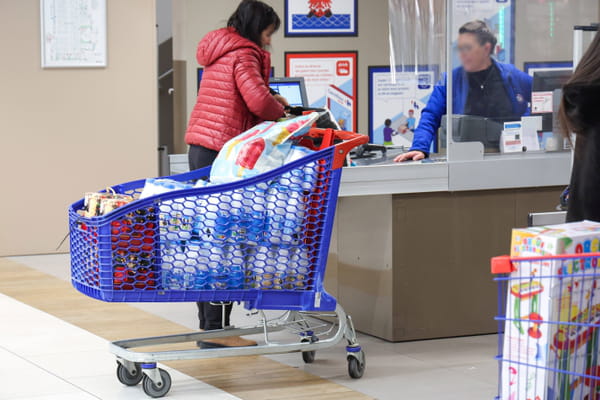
410;75;447;154
515;68;533;116
233;51;284;121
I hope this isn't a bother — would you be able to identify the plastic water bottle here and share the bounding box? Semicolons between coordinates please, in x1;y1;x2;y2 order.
183;266;196;289
169;261;185;290
303;161;318;192
194;265;209;289
228;245;244;290
213;211;230;243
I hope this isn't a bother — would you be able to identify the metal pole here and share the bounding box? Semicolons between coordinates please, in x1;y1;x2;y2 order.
573;27;584;70
446;0;453;161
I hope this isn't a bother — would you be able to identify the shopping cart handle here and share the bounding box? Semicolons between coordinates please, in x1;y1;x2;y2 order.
305;128;369;169
491;255;516;274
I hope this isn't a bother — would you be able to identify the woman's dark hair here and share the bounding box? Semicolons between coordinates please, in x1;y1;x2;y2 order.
459;20;498;55
227;0;280;47
385;119;392;126
559;30;600;139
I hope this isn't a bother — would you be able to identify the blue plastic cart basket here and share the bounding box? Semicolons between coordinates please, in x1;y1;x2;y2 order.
68;127;368;398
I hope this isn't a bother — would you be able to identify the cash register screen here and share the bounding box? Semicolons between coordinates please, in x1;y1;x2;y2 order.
269;77;308;107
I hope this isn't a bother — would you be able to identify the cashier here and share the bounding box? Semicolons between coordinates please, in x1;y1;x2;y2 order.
394;20;532;162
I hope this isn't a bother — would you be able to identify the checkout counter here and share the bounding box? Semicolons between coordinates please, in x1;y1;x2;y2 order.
327;150;570;342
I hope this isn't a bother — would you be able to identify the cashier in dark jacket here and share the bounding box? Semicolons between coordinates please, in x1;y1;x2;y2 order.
560;30;600;222
394;20;532;162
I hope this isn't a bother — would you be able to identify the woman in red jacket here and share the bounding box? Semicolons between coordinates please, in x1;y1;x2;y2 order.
185;0;287;348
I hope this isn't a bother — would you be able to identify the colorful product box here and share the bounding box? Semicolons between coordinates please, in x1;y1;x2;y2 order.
502;221;600;400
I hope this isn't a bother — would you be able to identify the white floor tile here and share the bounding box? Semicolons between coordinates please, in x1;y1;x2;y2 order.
9;253;505;400
0;293;240;400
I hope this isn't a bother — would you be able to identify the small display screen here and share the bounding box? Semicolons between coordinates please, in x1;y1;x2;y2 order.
269;81;305;107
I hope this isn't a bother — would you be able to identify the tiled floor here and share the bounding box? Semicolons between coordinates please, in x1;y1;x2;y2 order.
6;254;500;399
0;292;241;400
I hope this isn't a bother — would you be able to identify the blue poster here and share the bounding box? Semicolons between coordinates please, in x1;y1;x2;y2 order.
285;0;357;36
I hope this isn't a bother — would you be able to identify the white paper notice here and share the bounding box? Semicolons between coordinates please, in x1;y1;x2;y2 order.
40;0;107;68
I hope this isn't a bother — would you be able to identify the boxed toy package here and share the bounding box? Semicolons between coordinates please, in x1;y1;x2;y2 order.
501;221;600;400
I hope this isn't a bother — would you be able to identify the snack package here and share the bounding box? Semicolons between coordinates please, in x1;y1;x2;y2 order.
501;221;600;400
210;113;319;184
83;190;132;217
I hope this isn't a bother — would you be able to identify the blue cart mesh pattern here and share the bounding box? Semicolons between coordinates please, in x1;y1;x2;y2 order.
291;14;351;30
69;148;339;310
495;255;600;399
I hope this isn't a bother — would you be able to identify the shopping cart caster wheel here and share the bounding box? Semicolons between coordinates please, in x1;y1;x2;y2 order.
302;350;316;363
301;336;318;364
142;369;171;398
116;362;143;386
347;352;365;379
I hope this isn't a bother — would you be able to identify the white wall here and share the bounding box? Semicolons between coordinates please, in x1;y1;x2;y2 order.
0;0;158;256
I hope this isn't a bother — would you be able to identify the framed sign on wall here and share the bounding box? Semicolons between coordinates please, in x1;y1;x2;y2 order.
523;61;573;77
368;65;438;146
285;51;358;132
40;0;107;68
284;0;358;37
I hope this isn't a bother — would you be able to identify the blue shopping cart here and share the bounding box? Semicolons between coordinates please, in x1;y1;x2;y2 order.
492;253;600;400
69;127;368;398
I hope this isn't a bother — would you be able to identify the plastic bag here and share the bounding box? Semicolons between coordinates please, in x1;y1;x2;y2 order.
140;178;193;199
210;112;319;184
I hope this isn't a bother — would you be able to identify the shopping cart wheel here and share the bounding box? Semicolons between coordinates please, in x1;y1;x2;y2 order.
142;369;171;398
347;351;366;379
301;336;318;364
116;362;143;386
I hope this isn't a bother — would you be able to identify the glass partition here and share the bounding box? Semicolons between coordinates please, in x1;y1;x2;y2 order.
385;0;446;158
389;0;598;163
446;0;597;161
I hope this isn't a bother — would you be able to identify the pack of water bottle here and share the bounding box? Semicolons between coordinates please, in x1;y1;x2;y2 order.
158;144;320;292
244;244;313;290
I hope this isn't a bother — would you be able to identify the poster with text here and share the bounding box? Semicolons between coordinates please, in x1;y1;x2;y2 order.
284;0;357;36
368;66;436;146
326;85;354;131
452;0;515;65
286;52;357;131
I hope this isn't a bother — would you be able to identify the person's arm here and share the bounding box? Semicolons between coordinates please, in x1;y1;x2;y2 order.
234;53;285;121
517;69;533;116
409;77;447;154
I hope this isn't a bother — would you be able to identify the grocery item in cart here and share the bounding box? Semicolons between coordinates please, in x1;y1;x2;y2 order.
140;178;194;199
210;112;319;184
83;190;133;217
500;220;600;400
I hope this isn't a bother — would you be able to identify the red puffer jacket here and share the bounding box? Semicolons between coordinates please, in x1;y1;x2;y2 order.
185;28;285;151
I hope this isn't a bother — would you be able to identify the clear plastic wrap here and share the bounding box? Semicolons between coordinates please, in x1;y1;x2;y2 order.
388;0;446;81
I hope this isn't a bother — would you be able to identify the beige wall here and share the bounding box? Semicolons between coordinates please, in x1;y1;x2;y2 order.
0;0;158;256
172;0;389;141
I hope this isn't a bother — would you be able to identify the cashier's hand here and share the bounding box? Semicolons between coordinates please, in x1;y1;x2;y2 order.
394;151;426;162
273;94;289;107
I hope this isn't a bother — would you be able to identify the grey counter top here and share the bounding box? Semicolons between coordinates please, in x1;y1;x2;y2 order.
169;149;571;198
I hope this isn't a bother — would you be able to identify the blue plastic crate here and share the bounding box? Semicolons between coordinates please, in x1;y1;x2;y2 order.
69;147;341;311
